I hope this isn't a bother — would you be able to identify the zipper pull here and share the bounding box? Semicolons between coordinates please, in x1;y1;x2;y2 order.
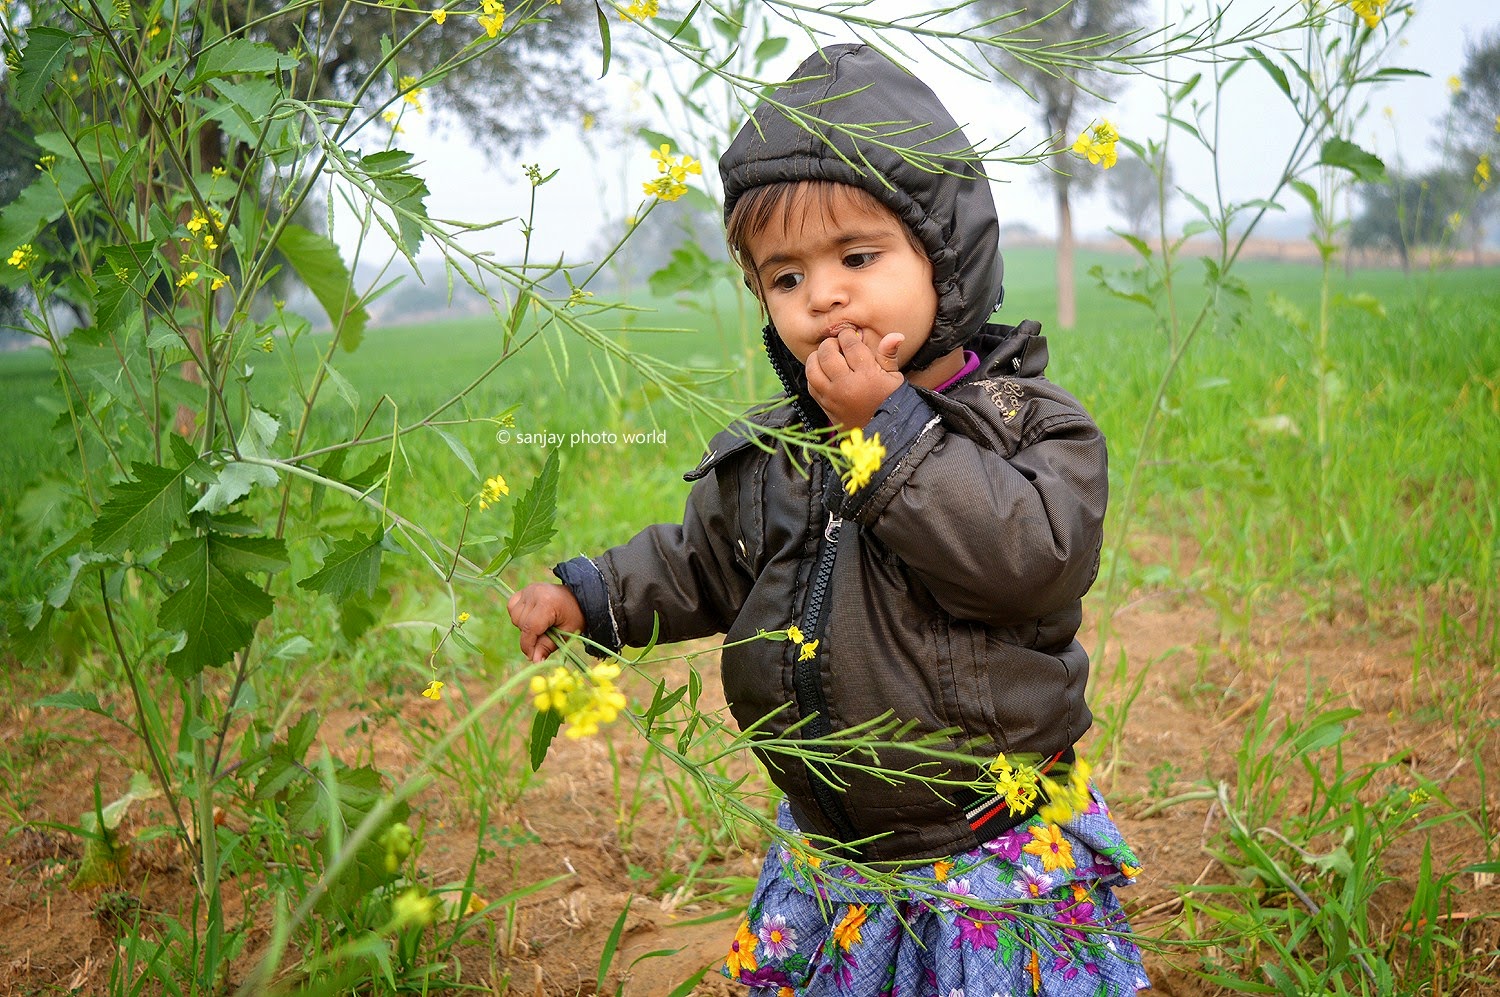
825;512;843;542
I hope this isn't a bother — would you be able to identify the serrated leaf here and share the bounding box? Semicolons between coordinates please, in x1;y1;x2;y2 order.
500;450;559;565
359;151;430;257
275;224;368;351
94;242;159;334
158;533;288;679
187;38;299;89
191;408;280;514
529;707;562;770
324;364;360;411
298;529;384;600
13;27;74;113
92;461;198;556
1319;137;1385;183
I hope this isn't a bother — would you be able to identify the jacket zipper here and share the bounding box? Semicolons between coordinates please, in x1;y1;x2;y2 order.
793;503;859;844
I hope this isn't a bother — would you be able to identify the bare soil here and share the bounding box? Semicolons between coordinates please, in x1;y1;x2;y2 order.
3;584;1497;996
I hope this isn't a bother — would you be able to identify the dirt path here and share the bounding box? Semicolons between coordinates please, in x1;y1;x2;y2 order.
2;589;1496;995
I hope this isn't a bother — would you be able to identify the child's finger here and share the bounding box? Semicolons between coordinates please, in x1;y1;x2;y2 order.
876;333;905;371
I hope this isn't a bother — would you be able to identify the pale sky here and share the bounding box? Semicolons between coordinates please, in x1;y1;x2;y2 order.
333;1;1498;272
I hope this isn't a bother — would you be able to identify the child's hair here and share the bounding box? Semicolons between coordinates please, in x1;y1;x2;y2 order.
724;179;929;297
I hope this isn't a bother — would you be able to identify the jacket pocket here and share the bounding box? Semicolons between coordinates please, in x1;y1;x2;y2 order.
980;629;1070;751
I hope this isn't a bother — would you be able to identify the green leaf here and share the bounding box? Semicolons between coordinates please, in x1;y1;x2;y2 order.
359;151;430;257
36;691;115;721
433;429;480;481
754;36;788;66
1246;47;1291;102
298;529;384;600
187;39;299;89
529;707;562;771
191;408;281;514
1088;264;1156;307
598;896;633;989
275;224;369;351
500;450;560;565
1319;137;1386;183
158;533;288;679
13;27;75;113
92;461;199;556
649;240;727;297
94;242;159;333
594;1;612;78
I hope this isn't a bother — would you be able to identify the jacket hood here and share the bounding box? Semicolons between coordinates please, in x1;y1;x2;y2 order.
720;43;1004;382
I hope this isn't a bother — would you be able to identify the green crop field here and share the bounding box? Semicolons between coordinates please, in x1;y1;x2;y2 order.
3;250;1497;995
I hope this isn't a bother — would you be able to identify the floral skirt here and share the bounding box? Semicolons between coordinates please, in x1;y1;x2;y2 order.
721;787;1150;996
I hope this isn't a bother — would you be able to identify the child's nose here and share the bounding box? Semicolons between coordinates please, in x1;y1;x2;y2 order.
807;267;849;312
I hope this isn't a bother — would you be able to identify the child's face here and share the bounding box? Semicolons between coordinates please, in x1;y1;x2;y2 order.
743;189;938;370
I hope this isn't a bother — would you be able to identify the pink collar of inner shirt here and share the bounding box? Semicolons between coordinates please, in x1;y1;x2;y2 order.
931;350;981;393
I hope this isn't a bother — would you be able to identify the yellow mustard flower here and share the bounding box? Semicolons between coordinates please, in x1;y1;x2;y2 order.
1408;787;1431;806
36;154;57;172
6;244;37;270
619;0;658;20
457;611;470;624
642;144;701;201
186;213;210;234
785;625;804;645
421;679;445;700
260;335;275;352
478;0;505;37
431;7;447;23
833;905;868;951
210;276;227;291
1022;822;1075;872
1448;211;1464;230
466;893;488;916
211;166;227;177
391;886;440;927
837;427;885;492
1475;153;1491;192
1071;119;1120;169
398;75;425;112
1346;0;1387;28
479;474;509;510
797;639;818;662
176;270;200;288
529;663;628;739
989;754;1042;816
1447;75;1463;95
382;110;404;133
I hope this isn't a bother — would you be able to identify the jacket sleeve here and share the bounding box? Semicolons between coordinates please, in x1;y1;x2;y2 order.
834;380;1107;627
553;458;752;654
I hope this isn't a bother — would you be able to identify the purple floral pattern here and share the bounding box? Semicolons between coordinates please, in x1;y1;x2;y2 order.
722;786;1151;996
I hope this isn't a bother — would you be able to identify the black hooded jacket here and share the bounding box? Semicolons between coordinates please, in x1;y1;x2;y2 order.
555;44;1107;862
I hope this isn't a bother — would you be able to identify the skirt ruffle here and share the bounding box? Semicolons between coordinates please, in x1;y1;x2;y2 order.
722;787;1151;997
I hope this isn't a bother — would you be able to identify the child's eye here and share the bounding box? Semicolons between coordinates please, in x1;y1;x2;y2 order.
844;252;878;269
770;272;803;291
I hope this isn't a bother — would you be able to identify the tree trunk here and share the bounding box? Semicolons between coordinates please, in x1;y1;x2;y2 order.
1055;185;1076;330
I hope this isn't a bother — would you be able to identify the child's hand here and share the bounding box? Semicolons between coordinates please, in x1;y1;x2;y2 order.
806;328;905;430
506;583;585;662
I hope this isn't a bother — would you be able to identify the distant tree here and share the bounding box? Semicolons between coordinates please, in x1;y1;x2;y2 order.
1349;167;1472;271
1445;26;1500;260
972;0;1149;329
1107;149;1174;238
1448;26;1500;160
